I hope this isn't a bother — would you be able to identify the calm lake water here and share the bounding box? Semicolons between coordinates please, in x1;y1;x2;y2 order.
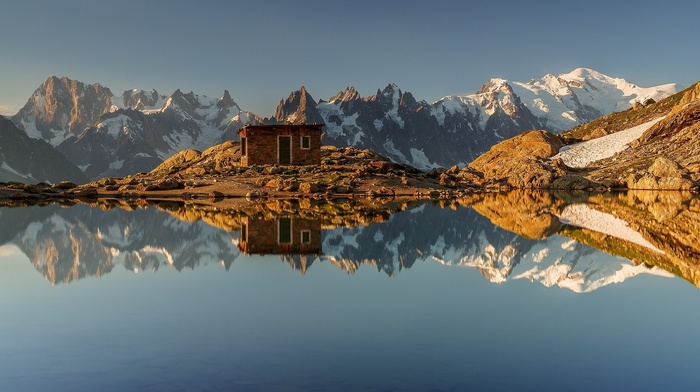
1;191;699;391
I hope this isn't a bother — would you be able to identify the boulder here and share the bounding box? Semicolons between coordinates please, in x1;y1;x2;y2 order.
582;127;608;141
209;191;225;200
299;182;319;194
72;187;98;198
445;165;460;175
469;130;565;188
98;177;117;186
649;156;688;178
627;157;695;190
152;149;201;173
156;178;182;190
265;177;284;189
369;160;392;173
55;181;78;190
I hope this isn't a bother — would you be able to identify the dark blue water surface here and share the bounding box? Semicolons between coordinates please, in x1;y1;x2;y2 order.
0;200;699;392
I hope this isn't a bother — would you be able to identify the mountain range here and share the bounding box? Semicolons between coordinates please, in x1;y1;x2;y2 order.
3;69;677;181
10;76;260;180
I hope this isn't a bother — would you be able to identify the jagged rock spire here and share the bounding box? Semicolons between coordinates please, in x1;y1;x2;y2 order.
274;86;324;125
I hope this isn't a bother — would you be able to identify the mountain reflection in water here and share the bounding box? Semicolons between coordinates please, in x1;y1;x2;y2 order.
0;190;698;291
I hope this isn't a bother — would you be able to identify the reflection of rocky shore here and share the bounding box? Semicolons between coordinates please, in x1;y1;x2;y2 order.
469;191;563;239
0;198;422;283
1;204;240;284
560;191;700;286
2;190;698;291
471;190;700;288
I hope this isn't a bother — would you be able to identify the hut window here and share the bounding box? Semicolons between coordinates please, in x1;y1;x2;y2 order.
301;230;311;244
301;136;310;150
241;137;247;156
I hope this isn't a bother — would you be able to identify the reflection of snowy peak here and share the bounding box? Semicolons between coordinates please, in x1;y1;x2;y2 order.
321;203;671;292
0;201;674;290
5;205;240;284
510;237;672;293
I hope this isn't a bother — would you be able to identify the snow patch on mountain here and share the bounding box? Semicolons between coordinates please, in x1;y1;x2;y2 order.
552;117;664;168
1;162;31;180
410;148;441;169
96;114;136;140
110;89;167;112
383;140;407;163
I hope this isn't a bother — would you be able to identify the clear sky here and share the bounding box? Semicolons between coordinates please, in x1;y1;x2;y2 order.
1;0;699;117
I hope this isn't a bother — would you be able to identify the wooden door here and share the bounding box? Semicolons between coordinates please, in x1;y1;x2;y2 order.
278;218;291;244
278;136;291;164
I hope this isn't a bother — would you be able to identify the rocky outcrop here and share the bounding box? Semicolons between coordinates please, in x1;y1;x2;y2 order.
627;157;695;190
150;141;241;176
679;81;700;106
468;130;565;188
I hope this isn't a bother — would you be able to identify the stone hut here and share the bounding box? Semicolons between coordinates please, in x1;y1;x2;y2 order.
238;123;324;166
238;216;322;256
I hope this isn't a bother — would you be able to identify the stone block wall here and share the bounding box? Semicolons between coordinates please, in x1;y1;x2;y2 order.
239;124;323;166
239;217;322;255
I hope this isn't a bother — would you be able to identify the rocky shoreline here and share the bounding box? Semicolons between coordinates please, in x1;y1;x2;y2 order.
0;144;473;205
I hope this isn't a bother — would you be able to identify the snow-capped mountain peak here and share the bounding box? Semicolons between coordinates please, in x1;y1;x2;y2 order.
110;88;166;112
475;78;511;95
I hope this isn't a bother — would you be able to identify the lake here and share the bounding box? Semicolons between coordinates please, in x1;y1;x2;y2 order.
1;191;699;391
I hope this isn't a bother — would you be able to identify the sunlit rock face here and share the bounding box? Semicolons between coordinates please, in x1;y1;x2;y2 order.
13;76;114;147
468;130;565;189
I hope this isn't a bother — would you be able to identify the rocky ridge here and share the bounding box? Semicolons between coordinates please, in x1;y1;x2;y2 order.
11;76;262;180
278;69;677;169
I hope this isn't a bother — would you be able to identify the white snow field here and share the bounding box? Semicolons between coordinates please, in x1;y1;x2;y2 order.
551;117;664;168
